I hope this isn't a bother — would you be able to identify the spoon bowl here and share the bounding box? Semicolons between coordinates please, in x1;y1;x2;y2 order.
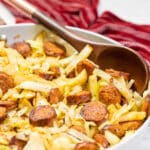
4;0;149;93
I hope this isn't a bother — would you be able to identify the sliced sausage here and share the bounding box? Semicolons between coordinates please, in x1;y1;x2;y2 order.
34;70;52;80
0;72;14;94
74;142;99;150
67;91;91;105
67;70;75;78
49;66;61;79
120;97;128;105
102;124;125;138
71;125;86;134
12;41;32;58
142;94;150;117
29;105;57;126
99;85;121;105
0;107;7;122
94;134;109;148
0;100;17;111
102;121;142;138
121;121;142;131
77;60;96;75
43;41;65;58
48;88;62;104
34;66;60;81
80;101;107;122
105;69;130;81
10;136;26;150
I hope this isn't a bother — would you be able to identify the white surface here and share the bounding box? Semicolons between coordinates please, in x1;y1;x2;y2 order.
0;2;15;24
98;0;150;24
0;0;150;25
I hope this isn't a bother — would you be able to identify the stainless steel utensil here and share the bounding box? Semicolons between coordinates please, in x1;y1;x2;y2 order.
4;0;149;93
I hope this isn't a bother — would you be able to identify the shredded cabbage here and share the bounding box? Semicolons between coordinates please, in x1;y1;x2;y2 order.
0;31;149;150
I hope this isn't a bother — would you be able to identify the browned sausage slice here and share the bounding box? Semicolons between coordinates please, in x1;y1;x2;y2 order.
102;121;142;138
0;100;17;111
121;121;142;131
80;102;107;122
99;85;121;105
43;41;65;58
105;69;130;81
0;72;14;94
34;66;60;81
142;94;150;117
102;124;125;138
49;66;61;79
0;107;7;122
94;134;109;148
48;88;62;104
77;60;96;75
12;41;32;58
10;136;26;150
67;91;91;105
74;142;99;150
67;70;76;78
33;70;52;80
29;105;57;126
120;97;128;105
71;125;86;134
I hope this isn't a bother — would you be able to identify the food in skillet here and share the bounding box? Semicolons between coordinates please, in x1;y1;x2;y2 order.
0;30;149;150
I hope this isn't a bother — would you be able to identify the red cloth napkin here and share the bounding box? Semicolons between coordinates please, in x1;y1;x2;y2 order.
2;0;150;66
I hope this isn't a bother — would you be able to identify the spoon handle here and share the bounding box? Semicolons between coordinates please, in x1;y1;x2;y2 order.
4;0;83;47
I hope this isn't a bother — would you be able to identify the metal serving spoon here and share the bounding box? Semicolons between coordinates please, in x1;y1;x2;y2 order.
4;0;149;94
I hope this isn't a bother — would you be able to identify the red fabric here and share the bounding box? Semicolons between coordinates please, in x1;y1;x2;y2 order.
89;11;150;66
1;0;150;66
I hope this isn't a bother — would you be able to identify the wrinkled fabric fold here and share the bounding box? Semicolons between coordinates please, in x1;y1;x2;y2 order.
89;11;150;66
1;0;150;66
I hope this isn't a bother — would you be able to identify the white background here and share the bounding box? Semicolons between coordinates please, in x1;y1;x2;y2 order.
99;0;150;24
